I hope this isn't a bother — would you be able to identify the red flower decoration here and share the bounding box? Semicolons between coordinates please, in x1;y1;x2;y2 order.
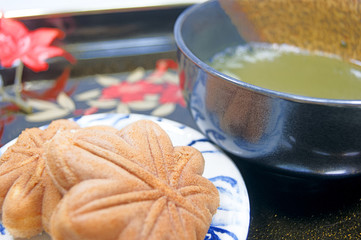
159;83;186;107
0;18;76;72
102;80;163;103
150;59;178;78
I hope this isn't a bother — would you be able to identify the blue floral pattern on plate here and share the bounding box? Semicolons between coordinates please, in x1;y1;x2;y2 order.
0;113;250;240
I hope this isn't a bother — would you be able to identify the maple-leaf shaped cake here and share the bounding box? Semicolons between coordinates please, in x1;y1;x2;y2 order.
0;119;80;238
45;120;220;240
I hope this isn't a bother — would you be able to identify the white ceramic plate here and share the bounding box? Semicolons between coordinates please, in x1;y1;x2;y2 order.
0;113;250;240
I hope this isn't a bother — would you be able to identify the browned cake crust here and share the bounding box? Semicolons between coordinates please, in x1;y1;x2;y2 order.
0;119;80;238
45;120;219;240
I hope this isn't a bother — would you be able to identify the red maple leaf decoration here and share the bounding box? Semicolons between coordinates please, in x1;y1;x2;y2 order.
149;59;178;78
101;80;163;103
159;83;186;107
0;18;76;72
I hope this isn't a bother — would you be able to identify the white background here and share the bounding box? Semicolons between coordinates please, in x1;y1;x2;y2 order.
1;0;207;18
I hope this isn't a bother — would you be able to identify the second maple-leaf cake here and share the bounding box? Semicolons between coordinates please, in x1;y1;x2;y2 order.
45;119;220;240
0;119;80;238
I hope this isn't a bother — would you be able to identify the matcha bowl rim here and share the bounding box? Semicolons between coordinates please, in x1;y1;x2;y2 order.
174;0;361;107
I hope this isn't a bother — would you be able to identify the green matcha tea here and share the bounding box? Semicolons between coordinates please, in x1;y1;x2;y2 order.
209;43;361;99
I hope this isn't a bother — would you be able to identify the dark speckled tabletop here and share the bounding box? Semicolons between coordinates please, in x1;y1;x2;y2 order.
1;5;361;239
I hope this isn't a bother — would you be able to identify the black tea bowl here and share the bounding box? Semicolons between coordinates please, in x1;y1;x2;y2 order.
174;0;361;179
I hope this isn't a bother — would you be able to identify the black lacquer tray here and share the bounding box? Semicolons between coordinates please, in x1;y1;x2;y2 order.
1;2;361;239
